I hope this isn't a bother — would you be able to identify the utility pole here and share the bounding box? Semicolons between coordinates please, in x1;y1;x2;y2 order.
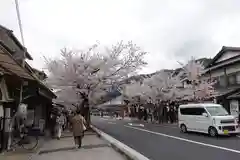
15;0;27;109
4;0;27;151
15;0;26;103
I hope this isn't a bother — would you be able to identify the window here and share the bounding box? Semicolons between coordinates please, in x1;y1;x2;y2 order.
180;107;206;115
206;106;229;116
219;76;226;87
228;74;236;85
236;72;240;84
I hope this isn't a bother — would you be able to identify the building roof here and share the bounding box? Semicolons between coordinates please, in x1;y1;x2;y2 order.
0;44;56;98
205;46;240;68
0;47;34;80
204;55;240;73
0;25;33;60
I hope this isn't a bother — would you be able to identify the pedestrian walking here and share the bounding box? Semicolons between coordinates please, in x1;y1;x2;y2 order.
143;108;148;122
70;110;87;149
49;113;56;138
169;106;174;124
55;113;65;140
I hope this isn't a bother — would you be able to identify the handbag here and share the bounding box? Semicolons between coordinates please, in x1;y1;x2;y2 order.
83;124;86;131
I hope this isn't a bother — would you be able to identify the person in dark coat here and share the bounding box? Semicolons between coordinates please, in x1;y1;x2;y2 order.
70;110;86;148
49;113;56;138
143;109;148;122
169;106;175;124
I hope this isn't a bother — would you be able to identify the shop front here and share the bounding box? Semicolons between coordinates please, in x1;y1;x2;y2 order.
227;92;240;122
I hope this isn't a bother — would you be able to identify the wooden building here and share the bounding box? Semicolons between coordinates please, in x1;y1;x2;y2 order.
203;46;240;116
0;25;56;151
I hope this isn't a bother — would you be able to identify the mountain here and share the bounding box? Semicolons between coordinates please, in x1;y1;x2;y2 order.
196;58;212;67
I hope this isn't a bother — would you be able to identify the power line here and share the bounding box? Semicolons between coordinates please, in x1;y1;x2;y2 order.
14;0;26;105
14;0;26;62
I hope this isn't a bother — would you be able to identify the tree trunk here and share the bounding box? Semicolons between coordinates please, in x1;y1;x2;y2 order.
79;92;91;130
158;105;163;124
86;107;91;129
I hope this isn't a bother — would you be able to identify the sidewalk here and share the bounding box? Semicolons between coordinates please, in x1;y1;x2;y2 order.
0;137;46;160
33;131;126;160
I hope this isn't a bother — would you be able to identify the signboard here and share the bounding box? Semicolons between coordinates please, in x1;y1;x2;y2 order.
17;103;28;118
230;100;239;117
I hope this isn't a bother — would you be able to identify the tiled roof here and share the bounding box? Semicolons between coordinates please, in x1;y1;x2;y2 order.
0;46;56;98
0;25;32;60
0;47;34;80
205;46;240;68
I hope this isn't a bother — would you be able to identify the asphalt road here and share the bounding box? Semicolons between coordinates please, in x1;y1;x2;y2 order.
91;116;240;160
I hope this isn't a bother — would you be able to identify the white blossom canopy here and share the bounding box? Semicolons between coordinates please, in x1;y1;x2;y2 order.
45;41;147;105
178;57;217;100
123;57;217;104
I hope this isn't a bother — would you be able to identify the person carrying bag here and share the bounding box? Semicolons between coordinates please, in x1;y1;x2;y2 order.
70;110;87;149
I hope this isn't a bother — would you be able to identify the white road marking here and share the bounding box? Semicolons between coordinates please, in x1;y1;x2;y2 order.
100;118;108;121
237;135;240;138
128;123;144;127
154;124;178;129
108;122;116;124
125;125;240;154
101;118;116;121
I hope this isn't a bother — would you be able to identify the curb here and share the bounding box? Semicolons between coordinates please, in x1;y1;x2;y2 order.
91;125;150;160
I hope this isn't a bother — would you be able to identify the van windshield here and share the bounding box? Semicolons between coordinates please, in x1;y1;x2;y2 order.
206;106;229;116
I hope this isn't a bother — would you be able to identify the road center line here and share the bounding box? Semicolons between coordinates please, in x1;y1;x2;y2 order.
125;125;240;154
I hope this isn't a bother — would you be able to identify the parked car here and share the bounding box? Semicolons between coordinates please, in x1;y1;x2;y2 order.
178;103;240;137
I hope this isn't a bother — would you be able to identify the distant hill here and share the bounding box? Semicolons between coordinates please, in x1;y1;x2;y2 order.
196;58;212;67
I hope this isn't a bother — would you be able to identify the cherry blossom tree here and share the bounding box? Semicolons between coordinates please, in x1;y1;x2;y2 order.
178;57;217;101
122;81;152;104
143;70;183;103
123;70;183;104
45;41;147;125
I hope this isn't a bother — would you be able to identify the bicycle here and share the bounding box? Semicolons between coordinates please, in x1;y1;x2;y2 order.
10;127;39;151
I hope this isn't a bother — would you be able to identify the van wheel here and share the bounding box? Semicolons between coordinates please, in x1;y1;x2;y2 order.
180;124;187;133
208;127;218;137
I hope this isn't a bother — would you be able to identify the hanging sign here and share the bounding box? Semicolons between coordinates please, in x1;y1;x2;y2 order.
230;100;239;117
17;103;28;118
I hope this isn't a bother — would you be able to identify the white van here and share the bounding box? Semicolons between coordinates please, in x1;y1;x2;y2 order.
178;103;240;137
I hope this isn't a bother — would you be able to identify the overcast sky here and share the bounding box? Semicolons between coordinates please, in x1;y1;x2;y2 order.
1;0;240;74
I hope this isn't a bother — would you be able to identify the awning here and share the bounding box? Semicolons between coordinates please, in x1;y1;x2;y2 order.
217;87;240;99
0;46;56;99
39;86;57;99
